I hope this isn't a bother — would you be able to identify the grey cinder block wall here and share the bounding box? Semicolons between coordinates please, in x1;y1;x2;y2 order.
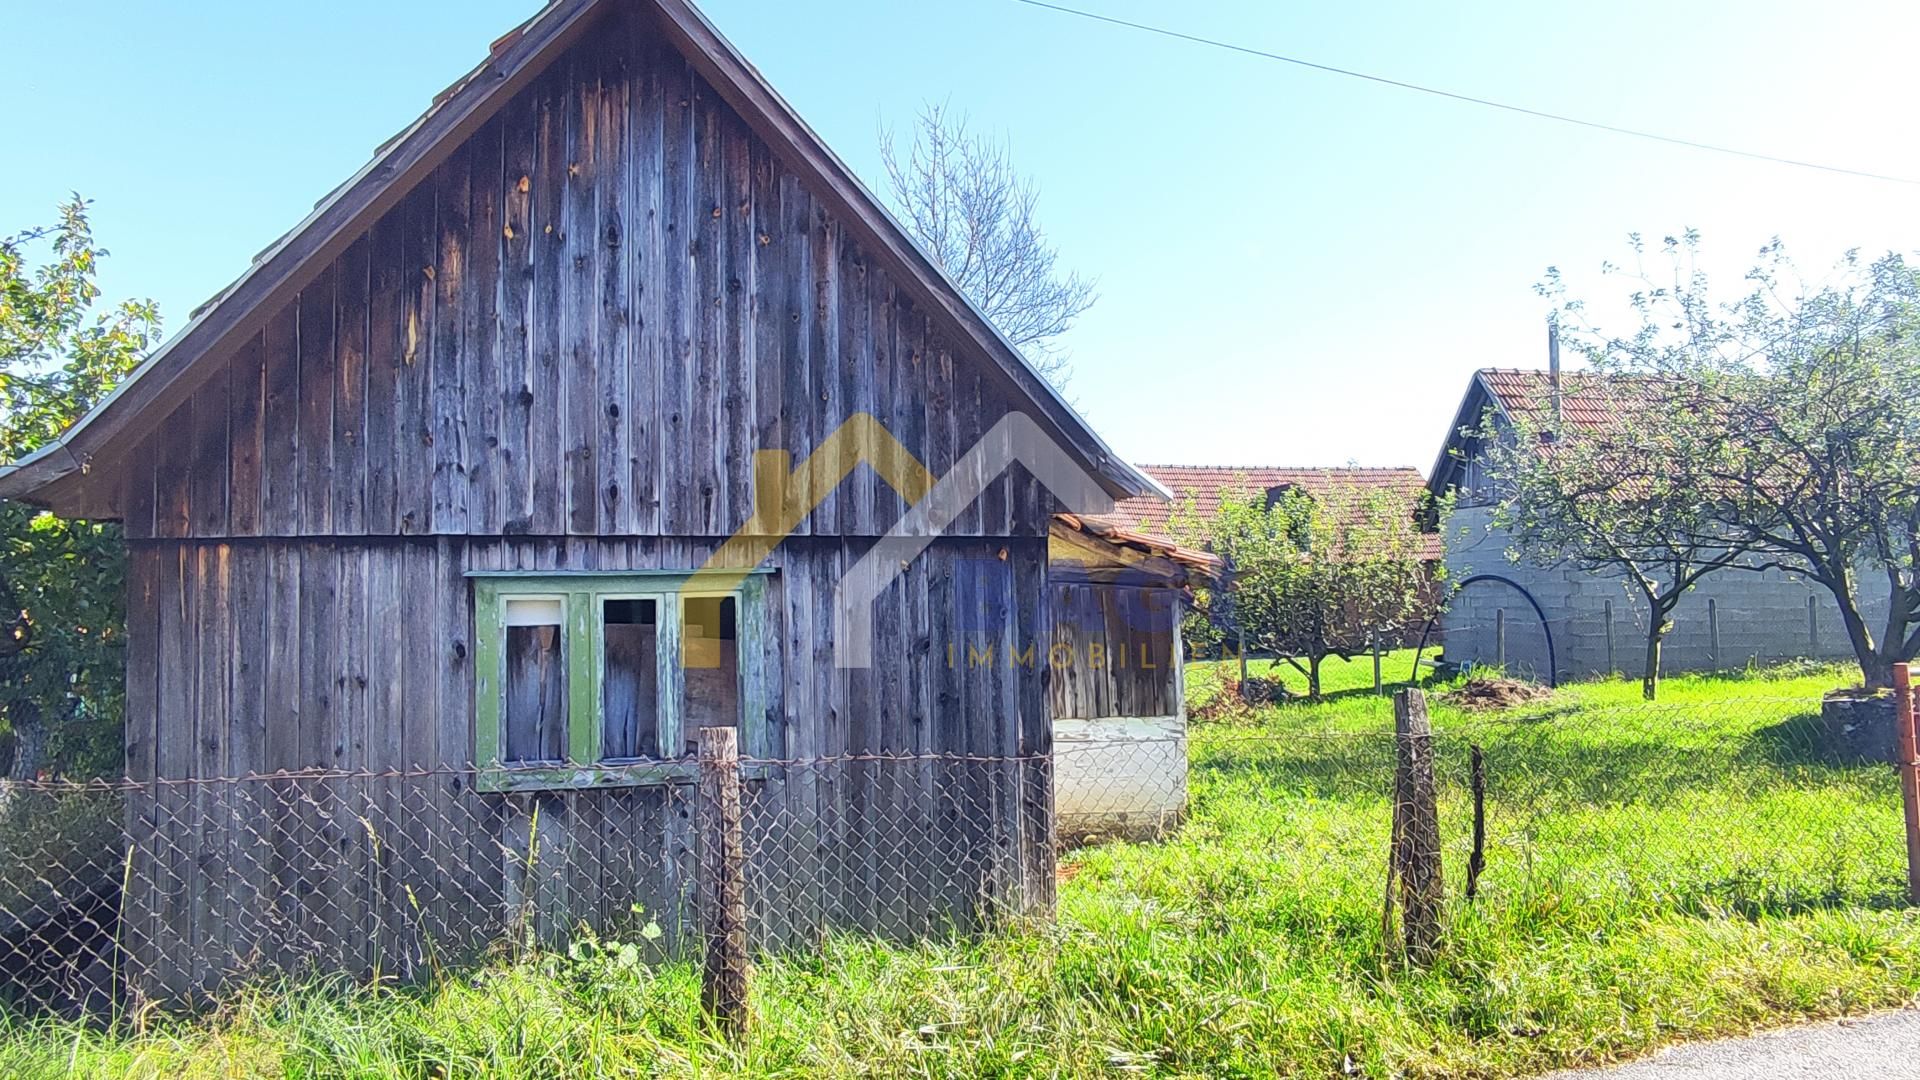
1438;506;1885;681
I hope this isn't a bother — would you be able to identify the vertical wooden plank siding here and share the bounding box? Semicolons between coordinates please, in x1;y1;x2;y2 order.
296;265;336;535
154;397;192;540
561;51;601;536
595;49;631;536
464;118;505;537
225;543;270;975
498;89;537;534
226;332;266;536
397;184;438;536
188;363;229;538
626;42;665;535
527;67;567;536
688;75;724;537
332;237;371;536
363;216;403;536
430;144;472;535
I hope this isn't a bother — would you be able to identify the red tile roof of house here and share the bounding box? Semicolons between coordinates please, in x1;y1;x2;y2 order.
1475;368;1657;434
1099;465;1443;560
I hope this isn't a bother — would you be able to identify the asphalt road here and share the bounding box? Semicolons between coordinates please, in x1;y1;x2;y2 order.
1547;1009;1920;1078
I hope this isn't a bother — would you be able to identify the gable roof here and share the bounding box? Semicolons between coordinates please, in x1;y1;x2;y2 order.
1426;368;1667;496
1106;465;1431;531
1099;464;1442;561
0;0;1162;513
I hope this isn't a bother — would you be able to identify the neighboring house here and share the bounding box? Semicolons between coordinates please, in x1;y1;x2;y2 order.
1103;465;1443;563
1048;514;1218;840
1427;368;1879;680
0;0;1164;1001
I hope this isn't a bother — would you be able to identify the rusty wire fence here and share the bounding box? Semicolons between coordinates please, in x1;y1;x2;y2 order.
0;689;1910;1022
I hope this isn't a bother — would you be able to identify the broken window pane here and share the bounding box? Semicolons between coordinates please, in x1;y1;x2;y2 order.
503;598;567;763
682;595;738;741
601;598;659;760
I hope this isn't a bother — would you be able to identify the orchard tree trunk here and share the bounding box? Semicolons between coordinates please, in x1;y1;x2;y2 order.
5;702;47;782
1642;623;1665;701
1836;597;1891;690
1308;653;1324;701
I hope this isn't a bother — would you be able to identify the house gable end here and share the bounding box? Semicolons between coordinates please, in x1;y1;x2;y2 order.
3;0;1152;537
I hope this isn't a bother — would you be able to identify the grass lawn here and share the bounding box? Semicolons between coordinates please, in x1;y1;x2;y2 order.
6;659;1916;1078
1184;647;1436;711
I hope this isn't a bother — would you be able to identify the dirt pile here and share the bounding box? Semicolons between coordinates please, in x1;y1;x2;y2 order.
1441;677;1551;711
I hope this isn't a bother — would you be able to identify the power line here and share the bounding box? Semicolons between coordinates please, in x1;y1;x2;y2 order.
1009;0;1920;188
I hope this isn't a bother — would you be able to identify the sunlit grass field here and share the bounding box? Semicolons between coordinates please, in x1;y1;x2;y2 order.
5;658;1915;1079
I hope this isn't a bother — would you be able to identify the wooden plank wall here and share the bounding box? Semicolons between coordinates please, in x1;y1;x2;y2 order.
121;534;1051;999
116;25;1051;545
1048;583;1182;720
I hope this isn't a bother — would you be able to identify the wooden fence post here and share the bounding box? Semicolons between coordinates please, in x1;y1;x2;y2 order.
1466;744;1486;901
1895;665;1920;906
698;726;749;1033
1391;688;1445;962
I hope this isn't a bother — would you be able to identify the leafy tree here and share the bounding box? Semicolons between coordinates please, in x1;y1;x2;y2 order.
1477;371;1758;699
881;102;1095;385
1;198;160;778
1547;234;1920;689
1177;483;1436;700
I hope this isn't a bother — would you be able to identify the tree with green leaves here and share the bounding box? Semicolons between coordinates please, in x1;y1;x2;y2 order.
1477;371;1758;699
1546;234;1920;690
1;198;160;778
1177;482;1436;700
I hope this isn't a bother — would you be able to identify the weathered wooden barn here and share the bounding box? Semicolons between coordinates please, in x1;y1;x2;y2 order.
0;0;1161;1000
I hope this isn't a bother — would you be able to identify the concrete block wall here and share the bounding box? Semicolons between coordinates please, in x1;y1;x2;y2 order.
1437;506;1885;682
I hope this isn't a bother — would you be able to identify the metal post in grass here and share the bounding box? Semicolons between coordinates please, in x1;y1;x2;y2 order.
1895;664;1920;906
1494;609;1506;669
1604;599;1615;676
698;726;750;1034
1708;599;1720;670
1390;688;1445;963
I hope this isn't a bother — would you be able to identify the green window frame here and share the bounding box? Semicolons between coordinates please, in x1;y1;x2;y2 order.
470;570;772;792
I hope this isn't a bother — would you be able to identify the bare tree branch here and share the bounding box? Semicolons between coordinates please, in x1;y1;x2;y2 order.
880;103;1096;386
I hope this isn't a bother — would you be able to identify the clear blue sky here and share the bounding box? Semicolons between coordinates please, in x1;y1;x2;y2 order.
7;0;1918;474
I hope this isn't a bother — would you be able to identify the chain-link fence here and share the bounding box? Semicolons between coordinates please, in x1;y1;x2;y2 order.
0;687;1909;1021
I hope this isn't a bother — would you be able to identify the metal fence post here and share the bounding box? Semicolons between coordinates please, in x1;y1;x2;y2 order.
1390;688;1444;963
1495;609;1506;669
1708;599;1720;670
698;726;749;1033
1895;665;1920;906
1604;599;1615;676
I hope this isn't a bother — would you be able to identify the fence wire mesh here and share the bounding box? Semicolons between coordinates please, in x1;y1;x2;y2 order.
0;690;1908;1020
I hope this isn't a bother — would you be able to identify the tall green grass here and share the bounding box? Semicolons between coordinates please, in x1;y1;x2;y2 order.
5;660;1916;1078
